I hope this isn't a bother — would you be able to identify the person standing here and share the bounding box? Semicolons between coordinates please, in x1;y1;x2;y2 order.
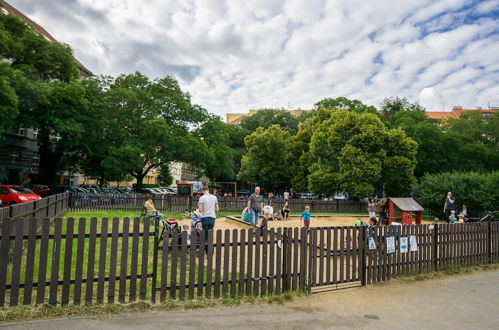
443;192;455;222
368;199;376;219
198;187;219;241
247;187;264;229
283;190;290;200
281;201;290;221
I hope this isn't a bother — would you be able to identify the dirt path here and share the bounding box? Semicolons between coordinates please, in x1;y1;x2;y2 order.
3;270;499;329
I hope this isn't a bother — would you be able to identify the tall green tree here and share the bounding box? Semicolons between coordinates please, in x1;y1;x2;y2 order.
379;96;425;124
237;125;292;192
239;109;299;134
85;72;209;191
308;111;417;197
194;115;234;183
0;12;84;184
227;124;251;176
314;96;377;114
288;109;335;192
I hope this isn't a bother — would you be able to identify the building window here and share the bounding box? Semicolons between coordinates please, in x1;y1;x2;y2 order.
32;152;40;166
33;128;39;139
10;149;20;163
17;125;26;136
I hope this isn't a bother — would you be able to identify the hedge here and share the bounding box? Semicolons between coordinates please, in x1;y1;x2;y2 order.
413;171;499;215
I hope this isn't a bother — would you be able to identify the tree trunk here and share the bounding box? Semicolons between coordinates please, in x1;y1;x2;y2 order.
134;173;145;192
37;128;60;186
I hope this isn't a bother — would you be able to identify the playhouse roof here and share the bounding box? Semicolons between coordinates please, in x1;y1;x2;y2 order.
389;198;424;212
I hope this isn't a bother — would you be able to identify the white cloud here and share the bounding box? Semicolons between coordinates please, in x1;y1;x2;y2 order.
8;0;499;115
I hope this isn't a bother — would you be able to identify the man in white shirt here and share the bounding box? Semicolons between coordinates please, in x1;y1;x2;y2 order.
198;187;219;241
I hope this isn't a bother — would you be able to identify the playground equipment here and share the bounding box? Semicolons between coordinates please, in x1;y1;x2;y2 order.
387;197;424;225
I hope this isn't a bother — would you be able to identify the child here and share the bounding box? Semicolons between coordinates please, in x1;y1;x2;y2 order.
182;223;192;245
262;203;274;222
449;210;457;224
301;205;311;229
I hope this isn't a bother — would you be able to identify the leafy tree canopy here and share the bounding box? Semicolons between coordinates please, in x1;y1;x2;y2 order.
308;111;417;197
194;115;234;182
82;73;210;191
314;96;377;114
239;109;299;134
379;96;425;124
237;125;292;192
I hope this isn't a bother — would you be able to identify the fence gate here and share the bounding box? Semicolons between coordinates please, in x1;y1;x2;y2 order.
308;227;364;292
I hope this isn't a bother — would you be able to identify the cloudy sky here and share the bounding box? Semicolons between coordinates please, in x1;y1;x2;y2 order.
9;0;499;116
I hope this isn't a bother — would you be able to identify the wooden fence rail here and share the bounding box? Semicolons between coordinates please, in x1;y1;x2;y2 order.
0;193;69;235
0;219;498;307
67;193;367;214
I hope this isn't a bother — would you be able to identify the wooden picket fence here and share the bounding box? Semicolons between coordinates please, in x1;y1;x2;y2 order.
0;218;498;307
0;193;69;235
67;193;367;214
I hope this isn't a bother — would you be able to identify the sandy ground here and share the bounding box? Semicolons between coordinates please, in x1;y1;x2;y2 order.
3;269;499;329
183;216;432;232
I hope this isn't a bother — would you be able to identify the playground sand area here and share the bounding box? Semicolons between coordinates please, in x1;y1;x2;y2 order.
182;215;362;231
178;215;433;231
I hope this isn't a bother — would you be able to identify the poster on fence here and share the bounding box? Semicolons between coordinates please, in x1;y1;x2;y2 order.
368;237;376;250
386;236;395;254
410;235;418;251
400;237;409;253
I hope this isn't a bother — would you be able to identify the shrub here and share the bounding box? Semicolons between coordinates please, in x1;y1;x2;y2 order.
413;171;499;213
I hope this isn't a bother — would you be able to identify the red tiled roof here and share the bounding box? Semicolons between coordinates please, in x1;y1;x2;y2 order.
0;0;93;77
426;108;497;120
228;116;246;125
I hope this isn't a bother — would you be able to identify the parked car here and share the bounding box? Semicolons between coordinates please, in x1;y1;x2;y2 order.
48;185;83;196
333;192;350;200
299;192;318;199
29;184;50;197
0;185;41;206
237;189;251;197
141;188;158;195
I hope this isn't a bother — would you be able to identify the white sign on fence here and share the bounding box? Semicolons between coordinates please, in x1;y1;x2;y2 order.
386;236;395;254
400;237;409;253
368;237;377;250
410;235;418;251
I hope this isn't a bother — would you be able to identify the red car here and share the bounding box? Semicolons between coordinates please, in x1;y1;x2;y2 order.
0;185;41;206
29;184;50;197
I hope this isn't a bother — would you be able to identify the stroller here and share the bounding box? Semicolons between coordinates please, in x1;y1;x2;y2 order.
468;211;499;222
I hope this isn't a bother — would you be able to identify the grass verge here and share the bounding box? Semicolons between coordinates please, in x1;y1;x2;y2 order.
393;263;499;283
0;290;307;323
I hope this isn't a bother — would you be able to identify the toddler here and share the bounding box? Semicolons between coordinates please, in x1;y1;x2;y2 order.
301;205;311;228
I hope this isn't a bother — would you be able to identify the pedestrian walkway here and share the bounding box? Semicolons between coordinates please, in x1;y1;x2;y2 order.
2;270;499;329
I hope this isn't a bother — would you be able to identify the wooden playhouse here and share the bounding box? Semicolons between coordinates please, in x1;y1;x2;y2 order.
387;198;424;225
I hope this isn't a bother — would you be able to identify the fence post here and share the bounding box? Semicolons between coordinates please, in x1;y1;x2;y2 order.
487;221;492;264
151;218;159;303
282;229;289;291
188;196;193;211
359;227;367;286
432;224;439;271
